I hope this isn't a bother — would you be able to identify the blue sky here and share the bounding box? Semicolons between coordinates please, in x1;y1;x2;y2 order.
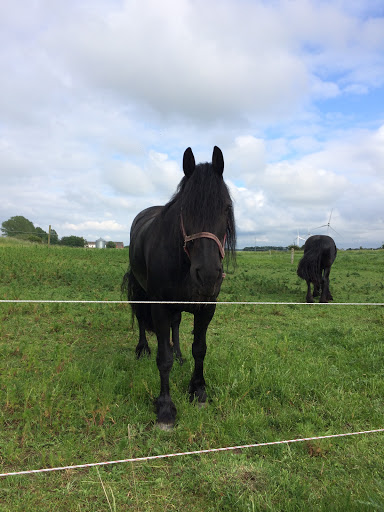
0;0;383;249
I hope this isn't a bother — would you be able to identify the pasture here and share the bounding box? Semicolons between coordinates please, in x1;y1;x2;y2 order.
0;239;383;511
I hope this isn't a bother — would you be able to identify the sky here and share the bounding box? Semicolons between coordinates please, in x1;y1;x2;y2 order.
1;0;384;249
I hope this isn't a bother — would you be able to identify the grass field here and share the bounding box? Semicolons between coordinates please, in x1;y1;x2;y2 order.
0;239;383;511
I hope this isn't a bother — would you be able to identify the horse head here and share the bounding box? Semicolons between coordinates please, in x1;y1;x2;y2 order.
180;146;235;300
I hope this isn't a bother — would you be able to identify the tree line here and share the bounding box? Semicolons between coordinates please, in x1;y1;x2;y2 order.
1;215;103;247
243;245;290;252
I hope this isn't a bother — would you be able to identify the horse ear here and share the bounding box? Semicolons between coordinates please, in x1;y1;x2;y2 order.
183;147;195;178
212;146;224;176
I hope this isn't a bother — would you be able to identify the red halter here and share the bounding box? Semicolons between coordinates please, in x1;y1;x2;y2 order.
180;212;226;260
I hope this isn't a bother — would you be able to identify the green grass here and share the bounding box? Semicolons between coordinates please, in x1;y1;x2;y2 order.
0;243;383;511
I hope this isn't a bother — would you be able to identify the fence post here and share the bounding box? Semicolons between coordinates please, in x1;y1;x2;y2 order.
291;248;294;264
48;225;51;247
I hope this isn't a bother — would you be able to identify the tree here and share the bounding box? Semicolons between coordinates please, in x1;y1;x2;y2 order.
49;229;59;245
60;236;86;247
35;227;48;243
106;241;116;249
1;216;60;244
35;226;59;245
1;216;36;237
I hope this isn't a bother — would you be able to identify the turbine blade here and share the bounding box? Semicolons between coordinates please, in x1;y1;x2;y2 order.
329;226;342;237
311;224;328;230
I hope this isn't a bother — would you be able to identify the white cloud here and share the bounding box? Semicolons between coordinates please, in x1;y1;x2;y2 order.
63;220;125;233
303;125;384;179
38;0;310;124
106;161;152;197
310;78;340;100
105;150;182;199
262;161;348;205
226;136;266;183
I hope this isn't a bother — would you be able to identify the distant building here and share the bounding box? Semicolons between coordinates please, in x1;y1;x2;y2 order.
96;238;106;249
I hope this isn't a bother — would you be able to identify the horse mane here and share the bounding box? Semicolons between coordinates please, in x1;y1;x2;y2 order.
161;162;236;264
297;249;322;286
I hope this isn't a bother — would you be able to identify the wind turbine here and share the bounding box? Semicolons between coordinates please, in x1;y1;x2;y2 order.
312;209;341;237
294;230;307;247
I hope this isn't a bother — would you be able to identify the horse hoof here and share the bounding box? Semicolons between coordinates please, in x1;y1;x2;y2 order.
157;422;174;431
136;347;151;359
155;396;177;427
197;401;208;409
189;387;207;404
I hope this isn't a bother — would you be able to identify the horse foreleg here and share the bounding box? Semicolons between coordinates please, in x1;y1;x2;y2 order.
189;306;215;404
305;280;314;303
171;311;183;365
152;305;176;428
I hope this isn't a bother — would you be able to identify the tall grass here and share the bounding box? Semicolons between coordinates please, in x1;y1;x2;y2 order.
0;244;383;511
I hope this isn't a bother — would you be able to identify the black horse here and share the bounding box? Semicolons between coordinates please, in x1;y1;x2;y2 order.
122;146;236;428
297;235;337;303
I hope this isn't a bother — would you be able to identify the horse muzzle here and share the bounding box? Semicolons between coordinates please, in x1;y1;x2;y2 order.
190;264;224;300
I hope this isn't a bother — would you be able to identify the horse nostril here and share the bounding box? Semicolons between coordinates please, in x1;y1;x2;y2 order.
194;267;223;287
195;268;203;285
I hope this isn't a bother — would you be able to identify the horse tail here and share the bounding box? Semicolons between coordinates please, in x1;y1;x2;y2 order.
121;268;154;332
297;249;322;286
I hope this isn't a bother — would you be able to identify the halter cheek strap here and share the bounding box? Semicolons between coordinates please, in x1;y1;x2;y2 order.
180;213;226;260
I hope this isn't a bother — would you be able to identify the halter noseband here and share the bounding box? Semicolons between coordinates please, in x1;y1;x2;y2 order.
180;212;226;260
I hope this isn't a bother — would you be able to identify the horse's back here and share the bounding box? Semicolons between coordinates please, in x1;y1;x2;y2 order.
131;206;163;238
129;206;163;291
305;235;335;251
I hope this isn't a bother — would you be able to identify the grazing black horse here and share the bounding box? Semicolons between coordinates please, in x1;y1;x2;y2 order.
297;235;337;303
122;146;236;428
